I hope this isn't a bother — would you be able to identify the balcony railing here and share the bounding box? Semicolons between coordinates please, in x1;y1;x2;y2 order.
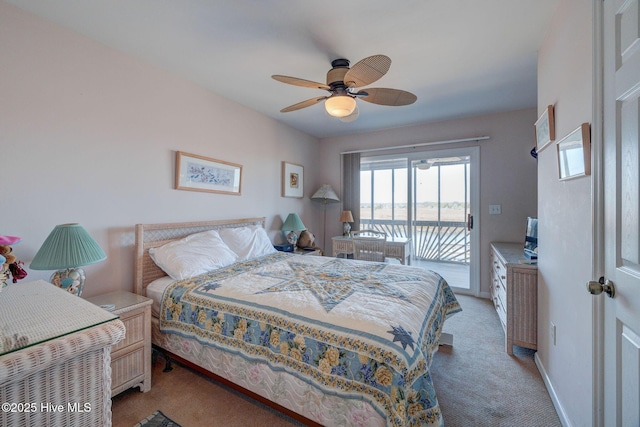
359;219;470;264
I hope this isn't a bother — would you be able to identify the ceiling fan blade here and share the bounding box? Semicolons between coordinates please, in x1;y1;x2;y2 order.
343;55;391;88
360;88;417;106
280;96;328;112
272;75;330;91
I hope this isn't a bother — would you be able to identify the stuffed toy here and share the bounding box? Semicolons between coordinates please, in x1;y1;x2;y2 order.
0;235;28;289
297;230;320;250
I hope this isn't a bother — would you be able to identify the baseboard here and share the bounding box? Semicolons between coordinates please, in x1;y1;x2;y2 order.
478;291;491;299
534;352;571;427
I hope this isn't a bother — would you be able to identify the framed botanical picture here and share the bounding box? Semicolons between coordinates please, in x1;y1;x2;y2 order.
534;105;555;152
557;123;591;181
175;151;242;195
282;161;304;198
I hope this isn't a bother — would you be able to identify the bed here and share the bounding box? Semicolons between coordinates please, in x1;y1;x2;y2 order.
134;217;461;427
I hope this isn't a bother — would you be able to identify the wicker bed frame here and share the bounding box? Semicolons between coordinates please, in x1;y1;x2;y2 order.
134;217;324;426
134;217;266;295
134;217;454;426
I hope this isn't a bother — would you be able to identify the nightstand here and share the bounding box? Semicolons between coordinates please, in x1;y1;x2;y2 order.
294;247;322;256
87;291;152;396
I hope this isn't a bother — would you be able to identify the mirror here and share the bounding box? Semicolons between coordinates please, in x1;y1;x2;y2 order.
557;123;591;180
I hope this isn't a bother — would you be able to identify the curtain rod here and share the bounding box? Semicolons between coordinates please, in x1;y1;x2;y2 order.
340;136;490;155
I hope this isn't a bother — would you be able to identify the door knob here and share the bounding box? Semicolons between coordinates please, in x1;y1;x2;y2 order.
587;276;615;298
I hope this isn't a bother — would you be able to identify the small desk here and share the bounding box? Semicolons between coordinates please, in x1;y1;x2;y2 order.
332;236;412;265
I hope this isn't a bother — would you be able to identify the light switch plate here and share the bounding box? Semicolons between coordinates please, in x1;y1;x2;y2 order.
489;205;502;215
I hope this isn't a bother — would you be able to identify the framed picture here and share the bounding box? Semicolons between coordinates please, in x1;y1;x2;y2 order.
175;151;242;195
282;162;304;198
534;105;555;152
557;123;591;181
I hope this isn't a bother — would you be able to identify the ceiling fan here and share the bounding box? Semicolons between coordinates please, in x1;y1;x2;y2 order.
271;54;417;122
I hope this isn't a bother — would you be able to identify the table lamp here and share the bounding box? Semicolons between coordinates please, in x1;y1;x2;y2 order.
281;213;306;245
30;223;107;296
340;210;354;236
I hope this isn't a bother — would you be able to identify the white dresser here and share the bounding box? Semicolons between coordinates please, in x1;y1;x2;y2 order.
490;243;538;355
0;280;125;426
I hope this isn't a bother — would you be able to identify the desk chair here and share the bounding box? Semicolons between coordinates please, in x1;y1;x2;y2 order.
351;230;387;262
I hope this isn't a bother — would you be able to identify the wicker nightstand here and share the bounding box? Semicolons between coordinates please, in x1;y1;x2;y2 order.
87;291;152;396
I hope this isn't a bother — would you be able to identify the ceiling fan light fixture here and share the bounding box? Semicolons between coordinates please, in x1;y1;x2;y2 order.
340;105;359;122
325;95;356;118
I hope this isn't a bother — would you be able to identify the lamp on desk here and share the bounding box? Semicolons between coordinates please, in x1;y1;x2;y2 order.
281;213;306;245
311;184;340;253
30;223;106;297
340;211;354;236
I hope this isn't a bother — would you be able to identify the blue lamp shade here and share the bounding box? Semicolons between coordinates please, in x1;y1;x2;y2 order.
281;213;306;232
30;223;106;296
281;213;306;245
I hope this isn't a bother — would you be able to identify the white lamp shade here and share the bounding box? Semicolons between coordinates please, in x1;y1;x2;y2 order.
325;96;356;118
311;184;340;203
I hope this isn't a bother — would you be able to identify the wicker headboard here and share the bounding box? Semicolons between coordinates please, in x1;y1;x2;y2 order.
134;217;266;295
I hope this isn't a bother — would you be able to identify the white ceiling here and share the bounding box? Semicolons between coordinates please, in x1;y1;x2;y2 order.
8;0;558;139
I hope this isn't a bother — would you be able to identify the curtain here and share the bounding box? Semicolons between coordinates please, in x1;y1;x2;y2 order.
342;152;361;231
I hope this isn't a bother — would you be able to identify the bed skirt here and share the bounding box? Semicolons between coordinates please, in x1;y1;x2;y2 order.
151;317;386;427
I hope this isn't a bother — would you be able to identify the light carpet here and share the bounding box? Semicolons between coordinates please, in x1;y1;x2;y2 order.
431;294;562;427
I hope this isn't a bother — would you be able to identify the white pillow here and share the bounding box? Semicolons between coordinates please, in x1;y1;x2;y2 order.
148;230;238;280
219;225;277;261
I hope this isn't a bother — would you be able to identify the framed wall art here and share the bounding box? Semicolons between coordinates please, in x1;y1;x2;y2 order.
175;151;242;195
534;105;555;152
557;123;591;181
282;161;304;198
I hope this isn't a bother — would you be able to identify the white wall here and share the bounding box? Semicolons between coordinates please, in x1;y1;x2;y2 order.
318;109;538;297
536;0;594;425
0;2;320;297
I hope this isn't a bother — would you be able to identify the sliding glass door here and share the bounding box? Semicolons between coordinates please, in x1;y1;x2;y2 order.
360;147;479;295
360;158;408;237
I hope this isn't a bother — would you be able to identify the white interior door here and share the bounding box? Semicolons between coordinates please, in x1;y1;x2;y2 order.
603;0;640;425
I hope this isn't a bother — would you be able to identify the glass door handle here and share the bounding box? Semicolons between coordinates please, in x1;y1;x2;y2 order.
467;214;474;231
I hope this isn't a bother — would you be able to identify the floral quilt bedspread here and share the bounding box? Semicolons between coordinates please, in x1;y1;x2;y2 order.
160;252;461;427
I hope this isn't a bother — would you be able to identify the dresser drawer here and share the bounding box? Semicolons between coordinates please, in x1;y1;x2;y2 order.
493;295;506;330
494;260;506;287
495;275;506;308
113;310;145;352
112;347;145;390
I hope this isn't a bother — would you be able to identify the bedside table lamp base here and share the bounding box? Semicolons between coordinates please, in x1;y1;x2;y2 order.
342;222;351;236
50;267;86;297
